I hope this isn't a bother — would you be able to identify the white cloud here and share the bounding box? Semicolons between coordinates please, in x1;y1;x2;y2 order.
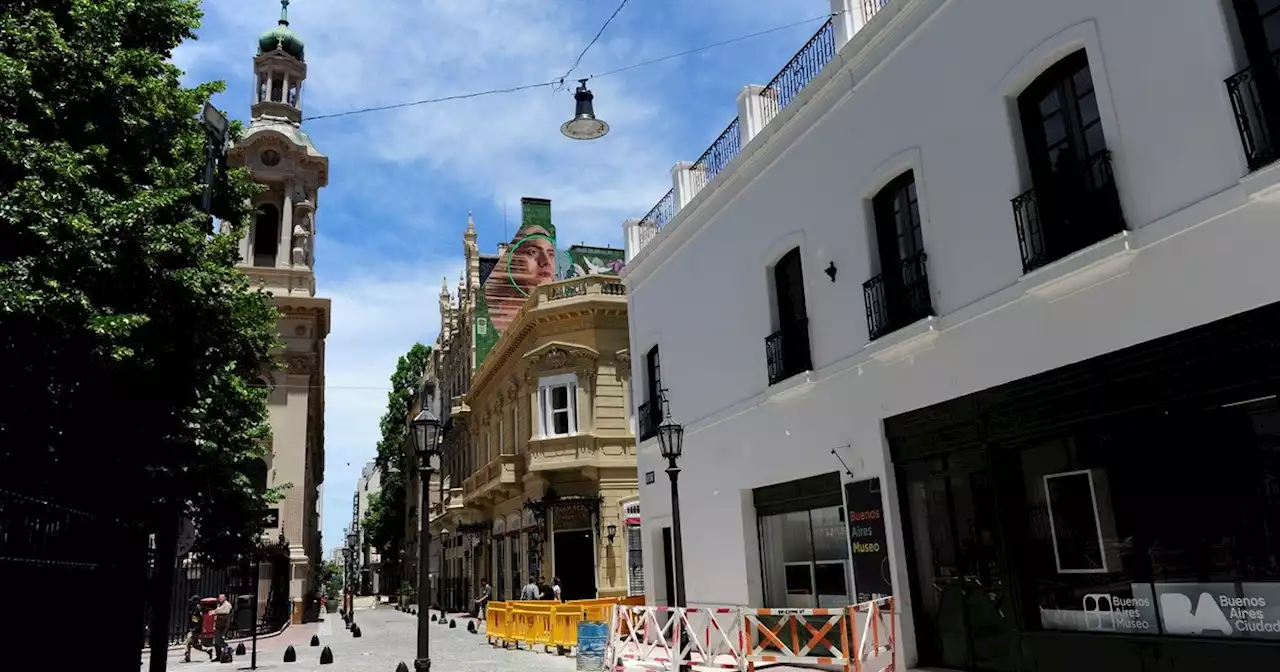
316;256;462;546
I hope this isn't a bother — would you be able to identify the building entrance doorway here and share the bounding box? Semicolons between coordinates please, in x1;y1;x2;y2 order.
901;449;1017;672
553;529;596;600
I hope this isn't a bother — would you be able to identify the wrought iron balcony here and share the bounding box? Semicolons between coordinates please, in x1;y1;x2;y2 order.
761;18;836;126
764;318;812;386
638;188;675;250
691;117;742;192
1226;50;1280;172
1011;150;1125;274
863;250;933;341
637;398;662;442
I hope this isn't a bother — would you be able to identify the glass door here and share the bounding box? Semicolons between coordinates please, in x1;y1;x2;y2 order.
902;449;1018;671
759;506;854;608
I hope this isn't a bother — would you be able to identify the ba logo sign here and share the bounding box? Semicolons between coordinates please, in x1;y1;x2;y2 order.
1159;593;1232;636
1082;594;1116;631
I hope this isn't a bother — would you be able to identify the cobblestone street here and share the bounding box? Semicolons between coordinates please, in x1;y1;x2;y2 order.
165;607;579;672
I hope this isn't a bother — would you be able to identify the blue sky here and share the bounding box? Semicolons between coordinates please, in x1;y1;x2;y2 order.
174;0;829;557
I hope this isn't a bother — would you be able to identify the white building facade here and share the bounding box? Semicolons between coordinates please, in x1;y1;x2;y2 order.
356;461;383;594
623;1;1280;670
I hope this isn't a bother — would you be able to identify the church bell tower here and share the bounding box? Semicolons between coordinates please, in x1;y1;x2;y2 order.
225;0;331;625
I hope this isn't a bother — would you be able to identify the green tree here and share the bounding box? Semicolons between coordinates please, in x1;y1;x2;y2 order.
0;0;283;561
362;343;430;566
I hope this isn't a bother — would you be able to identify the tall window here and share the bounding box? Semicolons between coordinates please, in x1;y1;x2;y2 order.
640;346;662;441
623;500;644;596
864;171;933;340
1227;0;1280;170
1012;50;1123;273
511;405;519;454
766;247;812;385
538;373;579;437
252;204;280;267
498;416;505;456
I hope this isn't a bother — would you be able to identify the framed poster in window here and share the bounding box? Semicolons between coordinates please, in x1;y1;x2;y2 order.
1043;468;1120;574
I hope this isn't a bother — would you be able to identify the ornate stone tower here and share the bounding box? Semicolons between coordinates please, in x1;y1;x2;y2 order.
227;0;330;624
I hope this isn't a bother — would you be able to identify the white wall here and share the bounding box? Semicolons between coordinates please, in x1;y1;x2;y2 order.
624;0;1280;666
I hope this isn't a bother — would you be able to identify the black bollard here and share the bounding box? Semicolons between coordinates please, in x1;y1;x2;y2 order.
449;619;457;628
235;642;246;656
283;645;297;663
310;634;320;647
396;663;410;672
319;646;334;665
430;614;437;623
352;624;362;638
467;620;477;634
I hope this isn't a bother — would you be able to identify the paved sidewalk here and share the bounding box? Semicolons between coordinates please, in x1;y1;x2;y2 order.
162;605;577;672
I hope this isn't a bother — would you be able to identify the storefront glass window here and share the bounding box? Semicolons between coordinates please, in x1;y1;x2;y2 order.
760;507;853;608
1023;396;1280;639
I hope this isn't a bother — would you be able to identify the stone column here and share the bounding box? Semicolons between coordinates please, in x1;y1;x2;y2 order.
736;85;772;144
830;0;862;48
277;181;294;268
671;161;698;210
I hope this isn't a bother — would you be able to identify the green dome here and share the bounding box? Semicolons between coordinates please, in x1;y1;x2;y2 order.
259;22;304;60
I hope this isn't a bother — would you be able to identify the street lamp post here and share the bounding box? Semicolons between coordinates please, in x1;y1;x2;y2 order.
410;407;444;672
656;393;688;672
346;530;358;625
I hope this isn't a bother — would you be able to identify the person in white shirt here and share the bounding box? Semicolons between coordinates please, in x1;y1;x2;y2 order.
552;577;562;602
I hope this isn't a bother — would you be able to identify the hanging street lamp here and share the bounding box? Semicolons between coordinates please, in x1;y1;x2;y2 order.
560;79;610;140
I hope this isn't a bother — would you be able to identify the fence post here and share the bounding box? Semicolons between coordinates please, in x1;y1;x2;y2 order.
147;512;180;672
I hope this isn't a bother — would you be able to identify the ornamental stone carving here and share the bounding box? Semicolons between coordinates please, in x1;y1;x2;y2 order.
284;354;313;374
544;347;570;370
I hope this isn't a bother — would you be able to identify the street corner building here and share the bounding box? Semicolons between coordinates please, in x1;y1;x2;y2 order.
222;4;330;625
423;200;642;611
620;0;1280;671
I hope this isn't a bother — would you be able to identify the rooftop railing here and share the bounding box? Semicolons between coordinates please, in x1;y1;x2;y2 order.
761;18;836;126
691;117;742;192
638;187;676;248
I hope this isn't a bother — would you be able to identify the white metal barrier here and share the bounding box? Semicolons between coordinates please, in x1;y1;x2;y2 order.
606;597;896;672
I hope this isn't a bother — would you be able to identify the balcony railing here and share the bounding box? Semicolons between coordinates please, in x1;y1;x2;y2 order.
638;188;675;250
861;0;892;24
862;250;933;341
1226;50;1280;171
691;117;742;192
1011;150;1125;274
637;398;662;442
764;318;812;386
533;274;626;305
761;19;836;126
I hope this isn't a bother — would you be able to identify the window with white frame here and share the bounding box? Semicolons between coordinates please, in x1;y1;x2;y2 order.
538;373;579;437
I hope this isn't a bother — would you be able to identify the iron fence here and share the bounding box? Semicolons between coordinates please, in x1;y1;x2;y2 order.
638;188;675;250
691;117;742;193
761;19;836;126
765;318;812;386
1226;50;1280;171
863;250;933;341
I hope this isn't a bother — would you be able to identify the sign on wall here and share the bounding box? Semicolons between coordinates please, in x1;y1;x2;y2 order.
844;478;892;603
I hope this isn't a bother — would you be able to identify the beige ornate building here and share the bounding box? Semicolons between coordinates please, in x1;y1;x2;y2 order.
225;2;329;623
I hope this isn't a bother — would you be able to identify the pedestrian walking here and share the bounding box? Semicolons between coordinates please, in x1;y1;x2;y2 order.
520;577;540;601
552;576;562;602
212;593;234;661
474;578;491;621
538;578;554;600
183;595;212;663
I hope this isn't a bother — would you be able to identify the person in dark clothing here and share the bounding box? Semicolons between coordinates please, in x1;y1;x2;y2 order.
538;579;554;600
183;595;212;663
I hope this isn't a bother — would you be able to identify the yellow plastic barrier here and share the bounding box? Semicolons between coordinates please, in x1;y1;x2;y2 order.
509;601;557;651
488;596;646;653
485;602;509;645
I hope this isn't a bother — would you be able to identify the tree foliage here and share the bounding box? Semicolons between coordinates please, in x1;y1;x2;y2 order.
362;343;430;561
0;0;283;561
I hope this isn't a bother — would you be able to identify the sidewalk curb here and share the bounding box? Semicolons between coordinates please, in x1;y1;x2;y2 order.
145;622;291;654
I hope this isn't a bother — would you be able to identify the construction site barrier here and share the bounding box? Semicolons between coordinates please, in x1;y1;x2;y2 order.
487;596;646;654
606;597;896;672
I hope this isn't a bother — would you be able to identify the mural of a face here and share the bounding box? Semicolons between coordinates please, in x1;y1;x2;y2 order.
508;229;557;291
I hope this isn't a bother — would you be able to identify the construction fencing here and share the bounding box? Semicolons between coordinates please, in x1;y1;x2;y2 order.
486;596;645;653
606;597;896;672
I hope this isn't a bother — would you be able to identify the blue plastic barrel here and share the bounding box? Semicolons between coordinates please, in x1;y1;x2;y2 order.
577;620;609;672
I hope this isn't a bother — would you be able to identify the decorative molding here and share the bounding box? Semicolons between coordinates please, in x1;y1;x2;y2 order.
284;354;315;375
615;349;630;365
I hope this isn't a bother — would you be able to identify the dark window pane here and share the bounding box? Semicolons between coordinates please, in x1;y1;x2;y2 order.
785;564;812;595
814;562;848;596
553;411;569;435
551;386;568;410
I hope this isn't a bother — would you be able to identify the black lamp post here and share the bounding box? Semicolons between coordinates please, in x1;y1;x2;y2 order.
410;407;443;672
346;531;357;623
656;394;686;610
656;394;688;672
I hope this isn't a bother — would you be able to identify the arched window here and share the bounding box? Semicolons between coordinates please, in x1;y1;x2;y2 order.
1012;50;1123;273
253;204;280;267
766;247;811;385
864;171;933;340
